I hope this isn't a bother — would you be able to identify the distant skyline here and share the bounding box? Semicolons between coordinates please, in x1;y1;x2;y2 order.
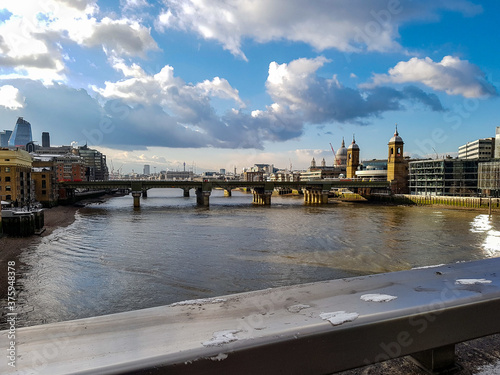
0;0;499;173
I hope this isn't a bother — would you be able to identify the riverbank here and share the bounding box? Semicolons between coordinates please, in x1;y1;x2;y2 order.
0;205;80;300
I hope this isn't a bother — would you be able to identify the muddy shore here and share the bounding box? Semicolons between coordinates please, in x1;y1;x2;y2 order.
0;205;79;300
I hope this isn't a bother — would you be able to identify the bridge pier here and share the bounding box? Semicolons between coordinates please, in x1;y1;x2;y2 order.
196;189;211;207
224;189;232;197
303;189;329;204
142;190;148;198
252;189;272;205
132;192;141;208
183;188;190;197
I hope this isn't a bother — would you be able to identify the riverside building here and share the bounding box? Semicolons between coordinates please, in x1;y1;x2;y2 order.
0;148;33;205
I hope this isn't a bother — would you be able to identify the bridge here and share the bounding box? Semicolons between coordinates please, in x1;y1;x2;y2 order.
60;179;391;207
3;258;500;374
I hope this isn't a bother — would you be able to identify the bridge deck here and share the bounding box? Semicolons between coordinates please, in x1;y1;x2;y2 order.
4;259;500;374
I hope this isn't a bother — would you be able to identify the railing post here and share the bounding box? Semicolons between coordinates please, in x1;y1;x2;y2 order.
410;345;458;374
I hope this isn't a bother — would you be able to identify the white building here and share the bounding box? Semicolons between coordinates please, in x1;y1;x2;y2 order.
458;138;495;160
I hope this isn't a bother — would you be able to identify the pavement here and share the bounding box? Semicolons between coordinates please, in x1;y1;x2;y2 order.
338;334;500;375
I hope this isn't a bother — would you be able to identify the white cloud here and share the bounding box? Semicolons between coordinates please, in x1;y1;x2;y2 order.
363;56;497;98
94;60;244;119
0;85;24;109
156;0;482;59
0;0;158;84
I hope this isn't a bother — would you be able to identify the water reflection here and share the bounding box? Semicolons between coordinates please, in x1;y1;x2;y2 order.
470;214;500;257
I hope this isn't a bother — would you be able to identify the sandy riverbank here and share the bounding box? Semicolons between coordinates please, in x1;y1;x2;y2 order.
0;205;79;300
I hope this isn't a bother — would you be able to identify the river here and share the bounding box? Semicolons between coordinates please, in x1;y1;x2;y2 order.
10;189;500;328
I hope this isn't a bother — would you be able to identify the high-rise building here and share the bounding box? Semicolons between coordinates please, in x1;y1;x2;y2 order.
143;164;150;175
0;130;12;147
8;117;33;147
42;132;50;148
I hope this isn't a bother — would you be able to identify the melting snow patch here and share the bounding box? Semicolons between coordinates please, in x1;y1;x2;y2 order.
455;279;492;285
171;298;227;306
360;294;397;302
320;311;359;326
202;330;240;347
210;353;228;361
287;304;311;313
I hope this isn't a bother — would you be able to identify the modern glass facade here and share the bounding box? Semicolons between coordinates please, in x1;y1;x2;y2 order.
478;161;500;196
8;117;33;147
0;130;12;147
409;159;479;196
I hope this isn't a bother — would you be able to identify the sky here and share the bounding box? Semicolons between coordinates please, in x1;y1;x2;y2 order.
0;0;499;174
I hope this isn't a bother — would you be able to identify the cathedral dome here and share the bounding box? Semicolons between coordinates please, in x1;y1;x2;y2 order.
335;138;348;166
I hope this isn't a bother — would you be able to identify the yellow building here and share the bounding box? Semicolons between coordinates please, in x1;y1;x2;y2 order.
387;126;408;194
346;136;360;179
32;156;59;207
0;148;33;205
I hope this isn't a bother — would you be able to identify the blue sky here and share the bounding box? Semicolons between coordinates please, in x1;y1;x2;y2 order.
0;0;499;173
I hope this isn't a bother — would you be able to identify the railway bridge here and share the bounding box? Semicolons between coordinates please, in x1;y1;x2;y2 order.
60;180;391;207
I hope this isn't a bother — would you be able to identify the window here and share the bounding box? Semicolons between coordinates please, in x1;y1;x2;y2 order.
42;180;46;188
6;195;11;200
42;190;47;195
5;176;10;182
5;167;10;173
42;174;46;178
6;185;11;191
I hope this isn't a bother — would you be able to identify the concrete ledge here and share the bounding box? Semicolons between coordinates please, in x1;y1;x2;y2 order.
3;259;500;374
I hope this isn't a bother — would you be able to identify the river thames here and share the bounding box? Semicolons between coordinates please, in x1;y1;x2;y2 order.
11;189;500;328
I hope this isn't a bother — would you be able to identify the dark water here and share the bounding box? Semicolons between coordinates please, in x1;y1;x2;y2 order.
8;189;500;328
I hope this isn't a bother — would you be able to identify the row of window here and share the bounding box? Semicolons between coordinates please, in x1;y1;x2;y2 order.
0;167;11;172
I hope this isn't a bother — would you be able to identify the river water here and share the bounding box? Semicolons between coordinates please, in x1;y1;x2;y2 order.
10;189;500;328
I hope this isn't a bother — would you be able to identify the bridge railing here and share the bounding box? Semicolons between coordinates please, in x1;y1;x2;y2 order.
3;258;500;374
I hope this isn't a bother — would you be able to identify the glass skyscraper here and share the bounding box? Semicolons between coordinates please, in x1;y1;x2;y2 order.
8;117;33;147
0;130;12;147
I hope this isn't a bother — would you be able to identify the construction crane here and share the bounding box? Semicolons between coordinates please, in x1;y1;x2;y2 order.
329;143;338;166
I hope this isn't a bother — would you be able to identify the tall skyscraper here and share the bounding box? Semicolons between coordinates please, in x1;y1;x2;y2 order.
143;164;151;175
42;132;50;147
8;117;33;147
0;130;12;147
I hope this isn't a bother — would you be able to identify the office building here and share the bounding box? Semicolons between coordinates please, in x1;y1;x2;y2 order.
409;159;479;196
0;130;12;147
42;132;50;148
143;165;150;176
74;144;109;181
8;117;33;147
478;161;500;197
458;138;495;160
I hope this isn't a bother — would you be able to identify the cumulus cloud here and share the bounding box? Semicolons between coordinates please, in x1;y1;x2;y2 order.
156;0;482;59
0;0;158;84
0;85;24;109
364;56;497;98
265;56;443;125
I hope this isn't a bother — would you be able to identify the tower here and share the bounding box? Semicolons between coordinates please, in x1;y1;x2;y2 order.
387;125;408;193
346;135;360;178
42;132;50;147
8;117;32;147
